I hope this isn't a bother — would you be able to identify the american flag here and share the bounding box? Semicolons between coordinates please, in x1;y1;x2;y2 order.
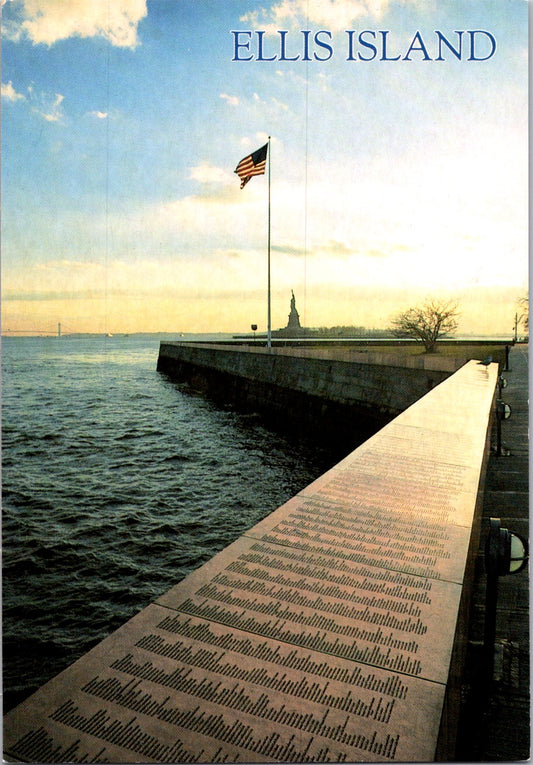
234;143;268;189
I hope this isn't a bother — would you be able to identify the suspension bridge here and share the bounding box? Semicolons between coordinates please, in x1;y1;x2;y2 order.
3;323;73;337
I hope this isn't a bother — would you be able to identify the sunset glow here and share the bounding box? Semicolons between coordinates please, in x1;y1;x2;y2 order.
2;0;528;336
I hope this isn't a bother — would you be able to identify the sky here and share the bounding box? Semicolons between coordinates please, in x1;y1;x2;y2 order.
1;0;529;336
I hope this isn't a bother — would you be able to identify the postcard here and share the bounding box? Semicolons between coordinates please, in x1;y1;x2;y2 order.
2;1;528;762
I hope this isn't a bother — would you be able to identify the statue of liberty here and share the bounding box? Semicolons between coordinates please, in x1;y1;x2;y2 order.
287;290;301;329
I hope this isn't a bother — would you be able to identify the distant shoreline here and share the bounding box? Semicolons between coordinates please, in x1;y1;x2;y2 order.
1;332;234;340
2;333;518;343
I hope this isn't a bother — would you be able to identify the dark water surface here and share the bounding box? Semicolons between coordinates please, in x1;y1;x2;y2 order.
2;336;341;712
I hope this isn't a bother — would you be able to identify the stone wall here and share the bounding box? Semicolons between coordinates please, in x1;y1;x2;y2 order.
157;342;456;445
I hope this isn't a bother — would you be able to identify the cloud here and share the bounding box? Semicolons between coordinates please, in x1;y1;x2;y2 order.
5;0;147;48
26;84;65;121
40;92;64;122
228;91;290;125
1;81;26;102
253;93;289;112
2;80;65;120
317;240;392;258
89;110;108;119
220;93;239;107
3;290;100;301
272;244;308;256
320;240;353;257
189;163;231;185
34;259;103;271
240;0;396;33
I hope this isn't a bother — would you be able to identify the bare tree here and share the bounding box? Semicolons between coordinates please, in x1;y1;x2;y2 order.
391;299;459;353
517;294;528;332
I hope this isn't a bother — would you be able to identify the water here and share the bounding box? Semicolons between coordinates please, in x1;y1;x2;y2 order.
2;336;341;712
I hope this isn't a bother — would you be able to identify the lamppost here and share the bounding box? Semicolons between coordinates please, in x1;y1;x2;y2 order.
484;518;528;682
495;397;511;457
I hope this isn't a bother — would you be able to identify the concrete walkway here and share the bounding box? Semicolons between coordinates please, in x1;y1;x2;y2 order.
457;344;529;761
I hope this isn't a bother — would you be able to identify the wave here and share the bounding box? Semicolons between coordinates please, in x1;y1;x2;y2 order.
2;336;336;712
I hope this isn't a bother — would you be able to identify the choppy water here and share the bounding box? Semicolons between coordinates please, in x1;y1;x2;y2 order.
2;336;341;712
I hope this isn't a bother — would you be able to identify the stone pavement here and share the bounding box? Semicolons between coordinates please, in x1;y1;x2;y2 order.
457;344;530;761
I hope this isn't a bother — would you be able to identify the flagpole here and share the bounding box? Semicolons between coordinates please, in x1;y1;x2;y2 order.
267;136;271;349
